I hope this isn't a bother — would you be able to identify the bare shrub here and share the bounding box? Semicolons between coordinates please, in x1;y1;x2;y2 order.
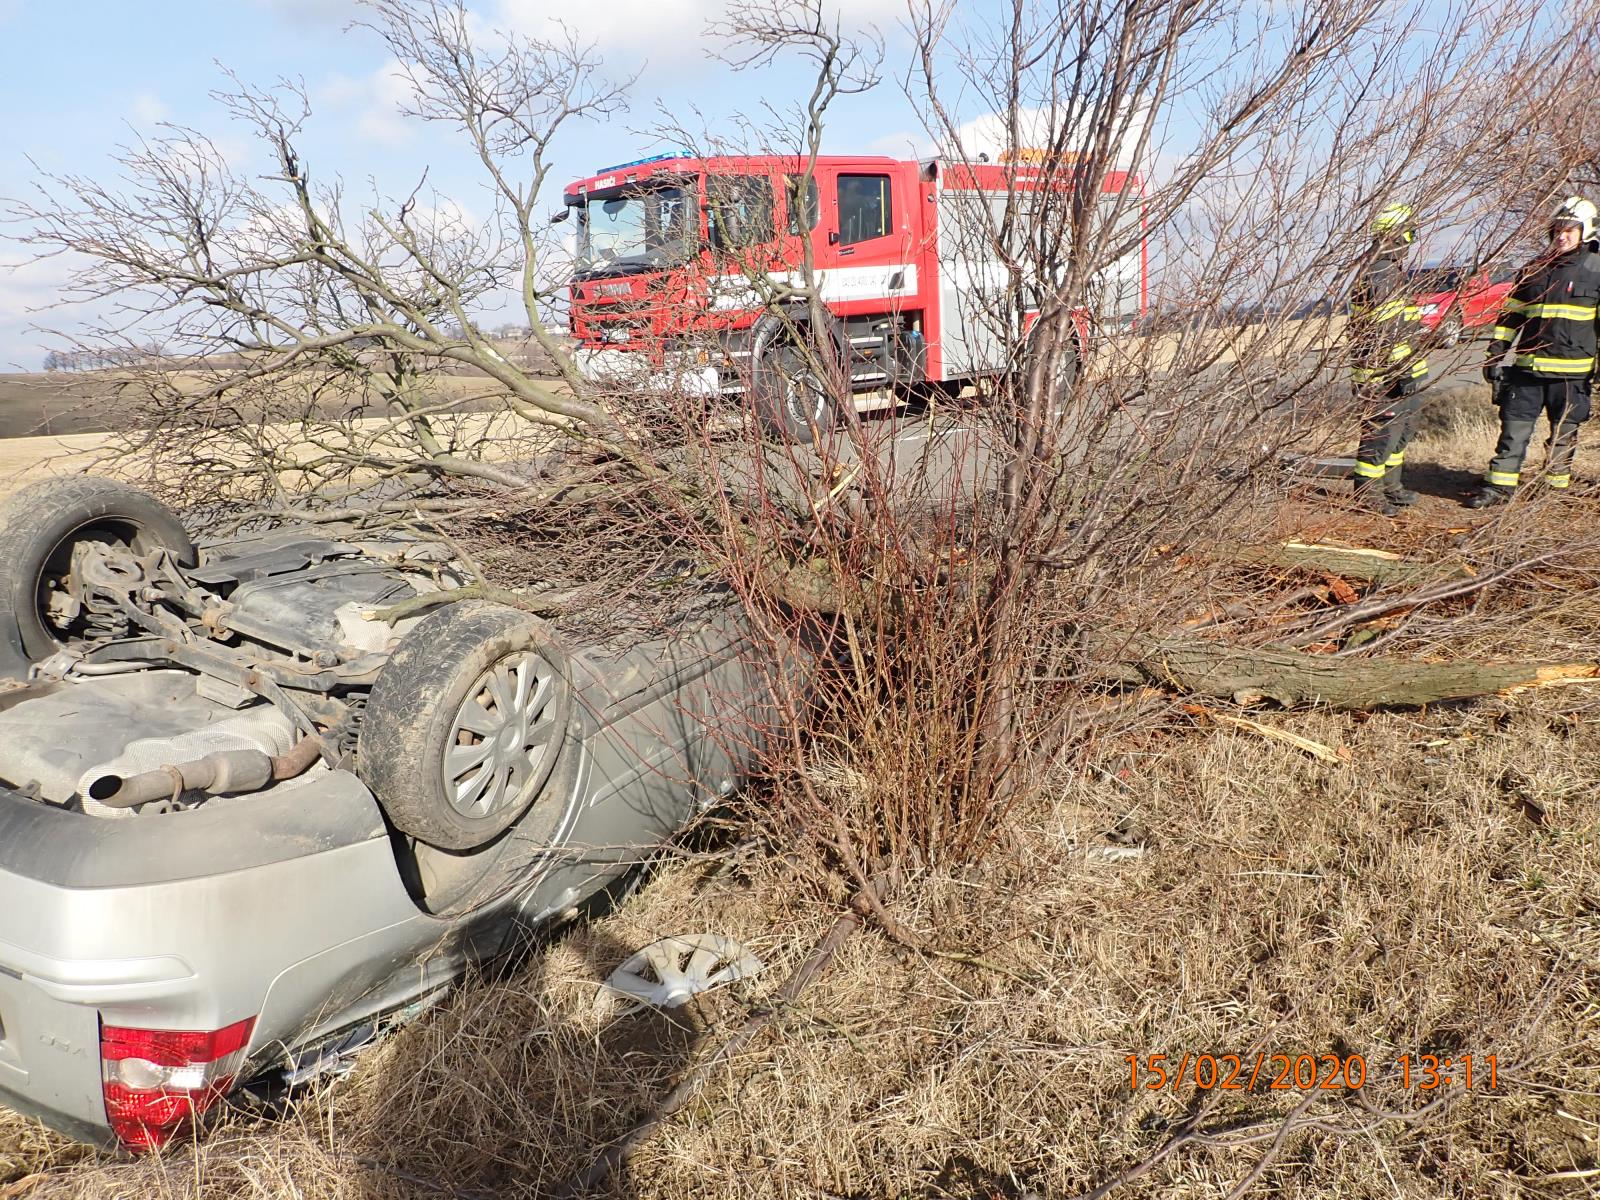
6;0;1597;901
6;1;1600;1192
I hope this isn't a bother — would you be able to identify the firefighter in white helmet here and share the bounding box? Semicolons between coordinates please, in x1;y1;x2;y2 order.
1347;203;1428;514
1469;196;1600;507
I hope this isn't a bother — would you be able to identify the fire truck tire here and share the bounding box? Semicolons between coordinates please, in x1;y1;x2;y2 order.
753;343;836;444
1026;328;1081;415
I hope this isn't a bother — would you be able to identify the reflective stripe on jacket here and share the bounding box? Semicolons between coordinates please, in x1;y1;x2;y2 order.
1349;253;1427;388
1487;249;1600;379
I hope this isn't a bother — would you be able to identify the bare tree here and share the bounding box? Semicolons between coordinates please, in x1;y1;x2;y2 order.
10;2;657;503
652;0;1600;896
6;0;1596;907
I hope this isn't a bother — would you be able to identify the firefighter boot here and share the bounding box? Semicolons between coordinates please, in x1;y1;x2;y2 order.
1466;484;1512;509
1383;473;1419;507
1352;477;1398;516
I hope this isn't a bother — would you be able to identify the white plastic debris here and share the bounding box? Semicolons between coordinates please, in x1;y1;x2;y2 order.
1084;844;1147;864
594;933;764;1017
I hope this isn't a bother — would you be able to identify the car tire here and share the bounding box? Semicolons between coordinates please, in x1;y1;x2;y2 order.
1017;324;1081;416
0;477;196;667
1046;335;1081;407
360;601;575;852
400;736;584;917
752;342;836;444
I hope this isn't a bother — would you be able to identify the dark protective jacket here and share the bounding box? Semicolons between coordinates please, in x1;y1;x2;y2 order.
1487;248;1600;378
1348;252;1427;391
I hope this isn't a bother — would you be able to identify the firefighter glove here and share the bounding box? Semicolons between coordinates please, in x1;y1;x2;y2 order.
1482;363;1503;385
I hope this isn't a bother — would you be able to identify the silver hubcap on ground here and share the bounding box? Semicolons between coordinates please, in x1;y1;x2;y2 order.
445;651;560;820
594;933;766;1017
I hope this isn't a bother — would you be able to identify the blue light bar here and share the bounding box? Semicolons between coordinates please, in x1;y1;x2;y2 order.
593;151;689;173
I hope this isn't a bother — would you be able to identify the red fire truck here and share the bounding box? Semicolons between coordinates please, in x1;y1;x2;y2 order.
561;153;1146;440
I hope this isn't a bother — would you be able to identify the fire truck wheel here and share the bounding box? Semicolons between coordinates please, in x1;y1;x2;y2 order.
754;344;836;444
1026;330;1081;416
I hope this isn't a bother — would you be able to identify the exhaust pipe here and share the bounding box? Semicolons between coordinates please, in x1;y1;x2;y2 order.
86;735;325;809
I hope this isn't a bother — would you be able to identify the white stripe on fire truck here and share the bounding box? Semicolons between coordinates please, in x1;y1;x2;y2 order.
707;264;919;311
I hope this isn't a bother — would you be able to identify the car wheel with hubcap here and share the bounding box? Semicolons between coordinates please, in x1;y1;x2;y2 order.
360;601;574;852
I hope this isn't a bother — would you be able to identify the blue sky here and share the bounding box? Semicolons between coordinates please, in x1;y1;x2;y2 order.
0;0;1534;369
0;0;936;369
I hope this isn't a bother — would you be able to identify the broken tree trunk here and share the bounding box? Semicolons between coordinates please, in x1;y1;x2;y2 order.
1229;542;1472;586
1136;641;1598;708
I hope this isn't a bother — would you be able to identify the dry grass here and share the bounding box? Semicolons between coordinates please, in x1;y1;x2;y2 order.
11;687;1597;1199
5;372;1600;1199
1409;375;1600;492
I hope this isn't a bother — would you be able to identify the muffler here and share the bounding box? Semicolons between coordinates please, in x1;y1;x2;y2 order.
86;735;324;809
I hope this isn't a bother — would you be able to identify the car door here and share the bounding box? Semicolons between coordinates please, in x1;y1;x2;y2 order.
1466;264;1517;328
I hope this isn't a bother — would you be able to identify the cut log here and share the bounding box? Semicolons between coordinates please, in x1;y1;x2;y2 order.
1231;542;1471;586
1138;641;1598;708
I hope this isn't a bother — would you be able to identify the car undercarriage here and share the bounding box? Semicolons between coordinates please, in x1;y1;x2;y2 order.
0;477;777;1150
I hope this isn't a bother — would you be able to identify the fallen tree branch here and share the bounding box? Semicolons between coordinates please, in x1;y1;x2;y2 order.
368;581;565;623
1220;1091;1322;1199
1136;640;1598;707
1231;541;1472;586
1276;551;1560;648
1211;713;1346;760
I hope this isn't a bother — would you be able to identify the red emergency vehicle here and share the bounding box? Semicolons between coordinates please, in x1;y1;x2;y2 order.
1409;261;1519;346
561;153;1146;439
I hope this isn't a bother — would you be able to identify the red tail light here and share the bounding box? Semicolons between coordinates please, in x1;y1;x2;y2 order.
100;1016;256;1151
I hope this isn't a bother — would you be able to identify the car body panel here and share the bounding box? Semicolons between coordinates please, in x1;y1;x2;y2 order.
0;574;788;1145
1412;262;1517;335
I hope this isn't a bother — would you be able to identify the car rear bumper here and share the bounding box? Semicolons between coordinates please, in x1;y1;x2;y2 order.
0;771;428;1141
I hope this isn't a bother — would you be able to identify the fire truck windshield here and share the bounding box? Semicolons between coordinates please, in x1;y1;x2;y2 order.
576;183;695;278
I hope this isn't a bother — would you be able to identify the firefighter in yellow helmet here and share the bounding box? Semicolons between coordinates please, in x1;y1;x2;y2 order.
1468;196;1600;507
1347;203;1428;514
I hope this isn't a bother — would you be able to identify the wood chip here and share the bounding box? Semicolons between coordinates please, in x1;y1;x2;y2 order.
1213;713;1349;762
1281;540;1401;561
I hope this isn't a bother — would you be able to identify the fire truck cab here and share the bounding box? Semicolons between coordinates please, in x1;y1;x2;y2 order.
561;153;1145;440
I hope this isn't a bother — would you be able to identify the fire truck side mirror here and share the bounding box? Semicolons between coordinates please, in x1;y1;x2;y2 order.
549;208;571;224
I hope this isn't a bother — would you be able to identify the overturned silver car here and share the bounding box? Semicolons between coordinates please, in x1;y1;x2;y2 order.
0;477;781;1150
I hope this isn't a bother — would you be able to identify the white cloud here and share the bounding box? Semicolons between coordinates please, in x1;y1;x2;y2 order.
499;0;714;56
316;72;368;107
317;61;417;147
0;254;73;316
950;103;1153;171
358;63;418;146
867;129;934;160
249;0;360;28
131;93;170;126
493;0;907;77
0;252;89;371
